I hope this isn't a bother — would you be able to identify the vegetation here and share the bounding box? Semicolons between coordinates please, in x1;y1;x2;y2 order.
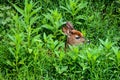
0;0;120;79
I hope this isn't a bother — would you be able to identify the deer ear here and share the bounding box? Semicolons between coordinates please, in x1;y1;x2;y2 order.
62;22;74;36
66;22;74;30
62;26;70;35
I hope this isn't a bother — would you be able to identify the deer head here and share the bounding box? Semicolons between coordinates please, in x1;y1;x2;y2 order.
62;22;86;49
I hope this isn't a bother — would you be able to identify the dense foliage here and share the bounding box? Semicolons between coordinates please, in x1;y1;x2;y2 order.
0;0;120;80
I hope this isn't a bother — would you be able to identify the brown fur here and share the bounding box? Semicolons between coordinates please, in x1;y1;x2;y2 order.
62;22;85;50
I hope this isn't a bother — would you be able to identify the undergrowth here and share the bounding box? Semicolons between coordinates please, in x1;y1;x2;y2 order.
0;0;120;80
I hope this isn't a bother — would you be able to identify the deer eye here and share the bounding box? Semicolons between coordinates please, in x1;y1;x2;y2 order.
75;35;80;39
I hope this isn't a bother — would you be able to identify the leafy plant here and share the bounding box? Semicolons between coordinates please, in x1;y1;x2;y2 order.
41;9;64;40
60;0;87;25
0;0;120;80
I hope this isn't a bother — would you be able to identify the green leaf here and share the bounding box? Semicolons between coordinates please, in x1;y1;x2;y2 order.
56;66;68;74
6;60;14;67
27;3;33;14
112;47;119;55
75;2;87;15
30;7;41;18
59;66;68;74
60;6;72;14
116;52;120;61
43;33;47;42
99;39;114;49
30;16;40;26
8;48;15;58
13;4;24;16
19;58;26;65
75;22;82;25
8;34;15;42
59;52;65;61
75;15;85;20
113;47;120;61
43;13;54;23
87;52;92;60
32;27;41;34
41;24;54;31
28;48;33;54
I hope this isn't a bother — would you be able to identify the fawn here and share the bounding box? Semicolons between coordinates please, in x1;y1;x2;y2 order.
62;22;86;50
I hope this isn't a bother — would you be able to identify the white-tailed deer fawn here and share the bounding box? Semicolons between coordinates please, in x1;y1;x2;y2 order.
62;22;86;50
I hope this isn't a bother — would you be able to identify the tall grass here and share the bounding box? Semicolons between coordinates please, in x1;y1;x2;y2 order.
0;0;120;80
